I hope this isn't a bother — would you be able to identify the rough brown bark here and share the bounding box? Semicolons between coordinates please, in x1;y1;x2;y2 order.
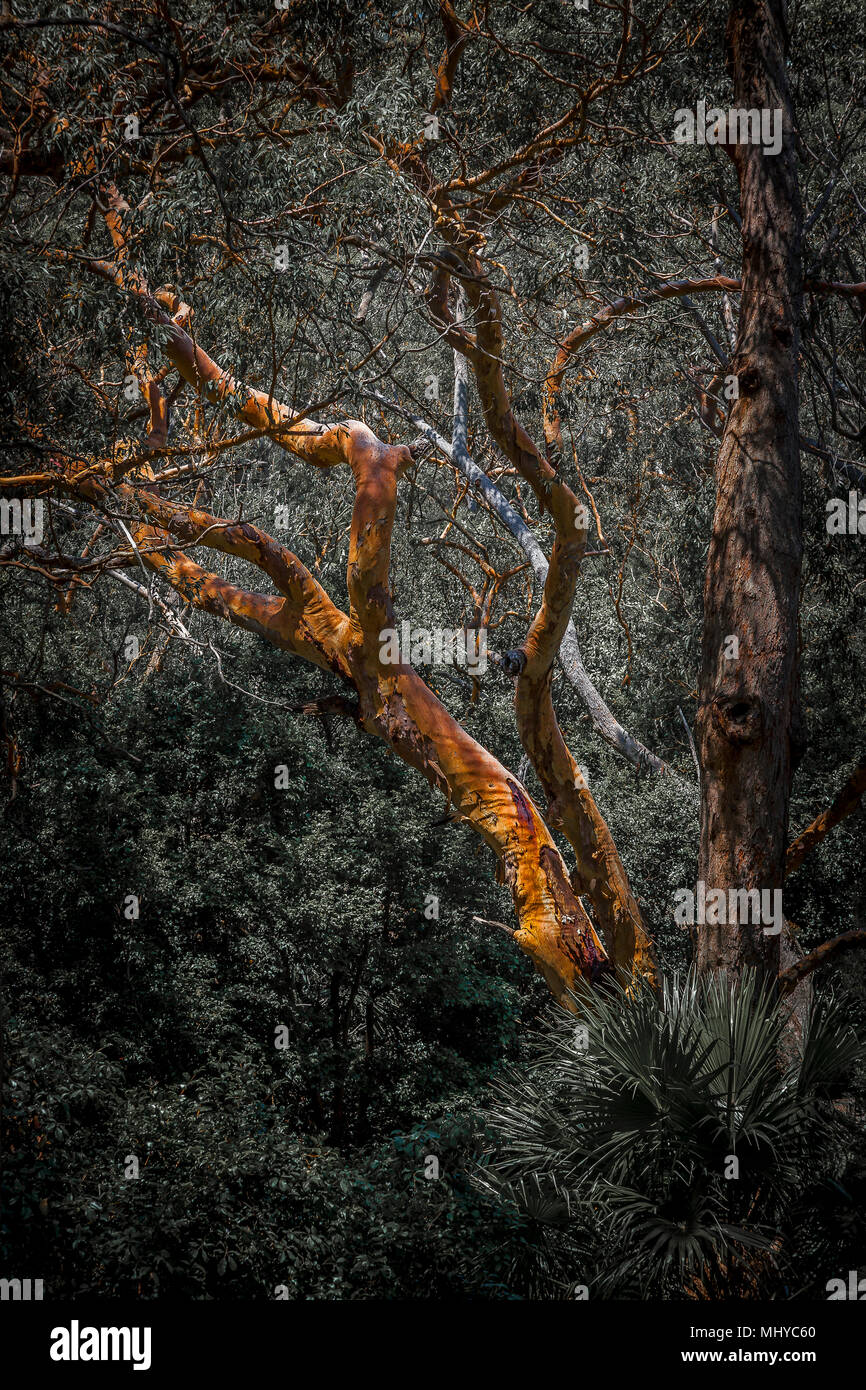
695;0;804;979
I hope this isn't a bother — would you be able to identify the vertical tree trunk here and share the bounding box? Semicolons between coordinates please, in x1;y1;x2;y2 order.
696;0;804;978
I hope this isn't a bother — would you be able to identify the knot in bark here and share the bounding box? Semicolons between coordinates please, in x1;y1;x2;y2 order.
500;647;527;678
736;365;762;395
712;692;764;745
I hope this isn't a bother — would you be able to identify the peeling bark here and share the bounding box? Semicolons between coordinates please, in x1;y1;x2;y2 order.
46;272;612;1006
513;527;658;985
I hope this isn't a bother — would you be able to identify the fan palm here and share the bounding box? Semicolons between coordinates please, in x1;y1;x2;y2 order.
477;970;863;1298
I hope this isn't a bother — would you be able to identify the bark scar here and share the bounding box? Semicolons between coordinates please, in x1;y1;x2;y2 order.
507;778;535;836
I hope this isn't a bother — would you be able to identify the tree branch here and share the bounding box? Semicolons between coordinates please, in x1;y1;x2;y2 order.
786;754;866;878
778;929;866;996
366;389;673;777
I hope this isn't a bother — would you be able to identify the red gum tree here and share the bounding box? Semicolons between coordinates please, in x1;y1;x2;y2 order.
1;2;864;1006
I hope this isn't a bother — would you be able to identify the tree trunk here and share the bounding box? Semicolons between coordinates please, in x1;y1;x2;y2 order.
695;0;804;979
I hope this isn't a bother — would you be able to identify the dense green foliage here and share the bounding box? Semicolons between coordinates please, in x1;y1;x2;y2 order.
2;591;864;1298
1;0;864;1298
1;654;532;1296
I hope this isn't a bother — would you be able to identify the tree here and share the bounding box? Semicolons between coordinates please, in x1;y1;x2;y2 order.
695;0;804;980
1;0;864;1013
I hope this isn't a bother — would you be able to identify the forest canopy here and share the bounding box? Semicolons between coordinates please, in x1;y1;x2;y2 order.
1;0;864;1302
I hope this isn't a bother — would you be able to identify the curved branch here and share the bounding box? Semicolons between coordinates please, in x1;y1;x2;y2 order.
786;754;866;878
513;525;658;984
367;389;673;776
415;255;659;982
29;267;612;1004
542;275;866;465
778;929;866;996
122;490;353;674
136;532;315;655
68;257;380;472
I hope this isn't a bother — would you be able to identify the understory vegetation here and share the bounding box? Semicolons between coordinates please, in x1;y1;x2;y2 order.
3;661;864;1297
